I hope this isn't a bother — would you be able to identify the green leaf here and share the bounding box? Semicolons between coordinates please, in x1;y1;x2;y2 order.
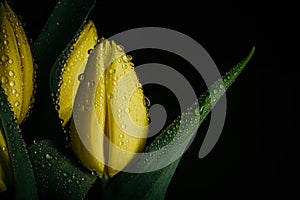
103;47;255;200
0;88;38;200
32;0;96;68
27;0;96;142
28;140;97;200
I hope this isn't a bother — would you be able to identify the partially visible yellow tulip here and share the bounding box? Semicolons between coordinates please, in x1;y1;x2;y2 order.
70;40;149;178
0;0;34;124
56;20;98;126
0;1;34;192
0;121;13;192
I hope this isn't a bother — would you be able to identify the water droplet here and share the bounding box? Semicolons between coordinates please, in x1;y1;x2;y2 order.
119;141;123;146
88;49;93;54
91;171;97;176
122;55;129;63
109;69;116;74
1;76;8;84
120;134;124;138
121;124;126;129
8;59;13;64
45;153;53;160
213;89;218;94
14;101;20;107
125;108;130;113
3;40;9;45
78;73;84;81
8;70;14;77
88;81;95;87
1;55;9;62
9;81;15;87
1;146;6;151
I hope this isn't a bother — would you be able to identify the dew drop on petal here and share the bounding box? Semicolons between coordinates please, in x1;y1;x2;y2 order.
109;69;116;74
8;70;14;77
78;73;85;81
1;55;9;62
14;101;20;107
9;80;15;87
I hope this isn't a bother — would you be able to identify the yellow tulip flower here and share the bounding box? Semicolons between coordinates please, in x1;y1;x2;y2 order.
0;0;34;192
0;0;34;124
68;40;149;178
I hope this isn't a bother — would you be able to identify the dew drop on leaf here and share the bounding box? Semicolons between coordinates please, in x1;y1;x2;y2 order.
45;153;53;160
78;73;84;81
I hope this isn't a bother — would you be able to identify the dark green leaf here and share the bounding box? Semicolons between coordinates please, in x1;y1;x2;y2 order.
0;87;38;200
27;0;96;142
32;0;96;68
28;140;97;200
104;47;255;200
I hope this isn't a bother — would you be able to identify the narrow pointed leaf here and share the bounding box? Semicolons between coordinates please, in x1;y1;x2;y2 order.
32;0;96;67
0;87;38;200
28;140;97;200
104;47;255;200
27;0;96;142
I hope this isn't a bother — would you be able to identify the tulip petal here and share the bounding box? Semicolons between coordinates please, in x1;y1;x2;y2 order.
104;42;149;177
56;20;98;126
71;40;149;178
0;1;34;124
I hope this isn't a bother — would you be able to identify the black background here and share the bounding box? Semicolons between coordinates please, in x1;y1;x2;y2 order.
5;0;296;199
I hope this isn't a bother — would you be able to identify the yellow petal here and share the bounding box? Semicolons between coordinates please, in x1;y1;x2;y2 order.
70;40;149;178
57;20;98;126
0;1;34;124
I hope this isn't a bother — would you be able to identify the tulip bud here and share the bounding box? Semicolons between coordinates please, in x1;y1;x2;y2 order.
70;40;149;178
0;1;34;124
0;121;13;192
55;20;98;126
